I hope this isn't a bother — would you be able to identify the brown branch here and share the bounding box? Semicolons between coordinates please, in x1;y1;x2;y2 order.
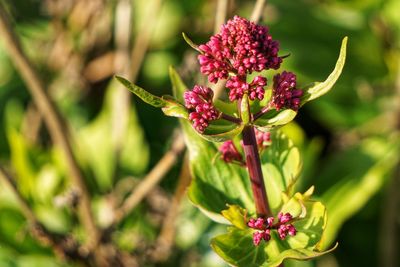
150;154;192;262
250;0;266;23
113;131;186;225
0;5;99;248
214;0;228;33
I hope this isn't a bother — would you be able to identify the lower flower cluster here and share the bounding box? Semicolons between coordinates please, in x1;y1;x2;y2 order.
247;212;297;246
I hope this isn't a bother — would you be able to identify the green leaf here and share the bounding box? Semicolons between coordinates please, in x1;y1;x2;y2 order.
161;95;189;119
301;37;348;104
212;193;332;267
182;120;254;222
115;75;167;107
169;66;188;102
319;138;399;249
221;205;248;230
261;131;302;214
254;109;298;130
77;80;149;190
201;119;244;142
214;99;238;116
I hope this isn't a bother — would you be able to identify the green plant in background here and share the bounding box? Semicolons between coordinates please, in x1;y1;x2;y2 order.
117;15;347;266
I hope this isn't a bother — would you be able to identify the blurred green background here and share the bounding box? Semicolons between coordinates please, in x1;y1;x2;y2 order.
0;0;399;266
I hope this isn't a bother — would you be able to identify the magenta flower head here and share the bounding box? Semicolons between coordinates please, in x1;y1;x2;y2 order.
271;71;303;111
198;16;282;83
219;140;243;164
247;213;297;246
184;85;220;133
226;75;267;101
254;129;271;149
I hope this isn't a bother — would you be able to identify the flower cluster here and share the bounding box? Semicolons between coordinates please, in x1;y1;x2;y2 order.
219;140;243;164
198;16;281;83
271;71;303;111
185;16;303;133
226;75;267;101
255;129;271;149
247;212;297;246
184;85;220;133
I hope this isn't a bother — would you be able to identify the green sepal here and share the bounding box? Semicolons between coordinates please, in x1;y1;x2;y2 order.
115;76;166;108
182;32;202;53
161;95;188;119
301;37;347;104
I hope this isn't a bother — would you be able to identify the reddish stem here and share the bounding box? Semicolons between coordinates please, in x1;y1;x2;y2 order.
242;125;271;217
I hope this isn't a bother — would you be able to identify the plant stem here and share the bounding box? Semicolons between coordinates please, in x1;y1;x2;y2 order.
221;113;242;124
242;125;271;217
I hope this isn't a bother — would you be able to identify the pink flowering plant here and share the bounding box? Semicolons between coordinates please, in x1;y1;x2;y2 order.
117;16;347;267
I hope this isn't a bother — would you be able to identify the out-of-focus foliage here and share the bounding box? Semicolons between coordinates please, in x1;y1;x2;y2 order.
0;0;399;267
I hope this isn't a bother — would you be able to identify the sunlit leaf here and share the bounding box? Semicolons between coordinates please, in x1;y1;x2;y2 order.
255;109;298;130
261;131;302;214
182;120;254;222
115;76;167;107
301;37;348;104
161;95;188;119
212;193;333;267
319;138;399;249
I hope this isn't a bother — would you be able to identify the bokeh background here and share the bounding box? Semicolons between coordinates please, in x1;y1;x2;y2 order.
0;0;399;266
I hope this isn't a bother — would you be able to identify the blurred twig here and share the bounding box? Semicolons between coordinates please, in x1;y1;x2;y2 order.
151;154;192;262
214;0;228;33
113;131;185;225
112;0;163;150
250;0;266;23
0;4;99;248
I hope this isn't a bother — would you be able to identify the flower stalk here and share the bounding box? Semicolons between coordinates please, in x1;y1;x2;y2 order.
242;125;271;217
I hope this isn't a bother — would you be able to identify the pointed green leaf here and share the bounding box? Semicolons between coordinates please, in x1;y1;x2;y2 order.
214;99;238;116
221;205;248;230
201;119;244;142
169;66;188;102
181;120;254;222
211;193;332;267
254;109;298;130
115;76;166;107
301;37;347;104
182;32;202;53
